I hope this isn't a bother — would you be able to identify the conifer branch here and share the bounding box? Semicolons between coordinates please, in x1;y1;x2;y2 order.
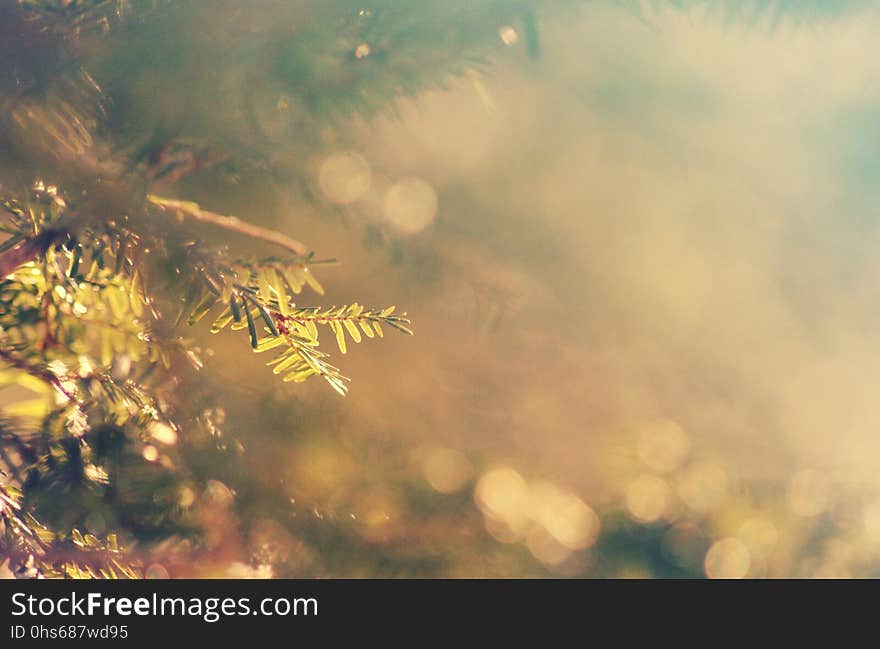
0;229;68;279
0;347;79;404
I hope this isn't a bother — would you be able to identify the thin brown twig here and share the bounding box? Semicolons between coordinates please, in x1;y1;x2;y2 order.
0;347;79;404
0;229;65;278
146;194;309;256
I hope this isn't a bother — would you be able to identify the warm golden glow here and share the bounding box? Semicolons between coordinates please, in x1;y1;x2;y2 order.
383;178;438;235
788;469;830;518
738;518;779;561
529;481;600;551
637;419;689;473
475;467;531;538
499;26;519;46
704;537;751;579
318;152;372;204
863;499;880;541
149;421;178;445
422;446;473;494
625;474;670;523
678;462;728;513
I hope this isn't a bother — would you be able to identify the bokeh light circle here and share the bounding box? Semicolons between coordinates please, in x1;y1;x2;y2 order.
384;177;438;235
637;419;689;473
529;482;600;551
318;152;372;204
475;467;531;537
625;474;670;523
704;537;751;579
422;446;472;494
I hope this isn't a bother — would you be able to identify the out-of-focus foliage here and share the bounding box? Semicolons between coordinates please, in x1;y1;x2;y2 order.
0;0;416;577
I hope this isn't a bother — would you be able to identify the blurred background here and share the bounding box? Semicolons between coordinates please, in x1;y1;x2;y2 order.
8;0;880;578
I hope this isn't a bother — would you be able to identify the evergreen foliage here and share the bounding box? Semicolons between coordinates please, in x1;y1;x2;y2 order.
0;0;430;577
2;0;854;579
